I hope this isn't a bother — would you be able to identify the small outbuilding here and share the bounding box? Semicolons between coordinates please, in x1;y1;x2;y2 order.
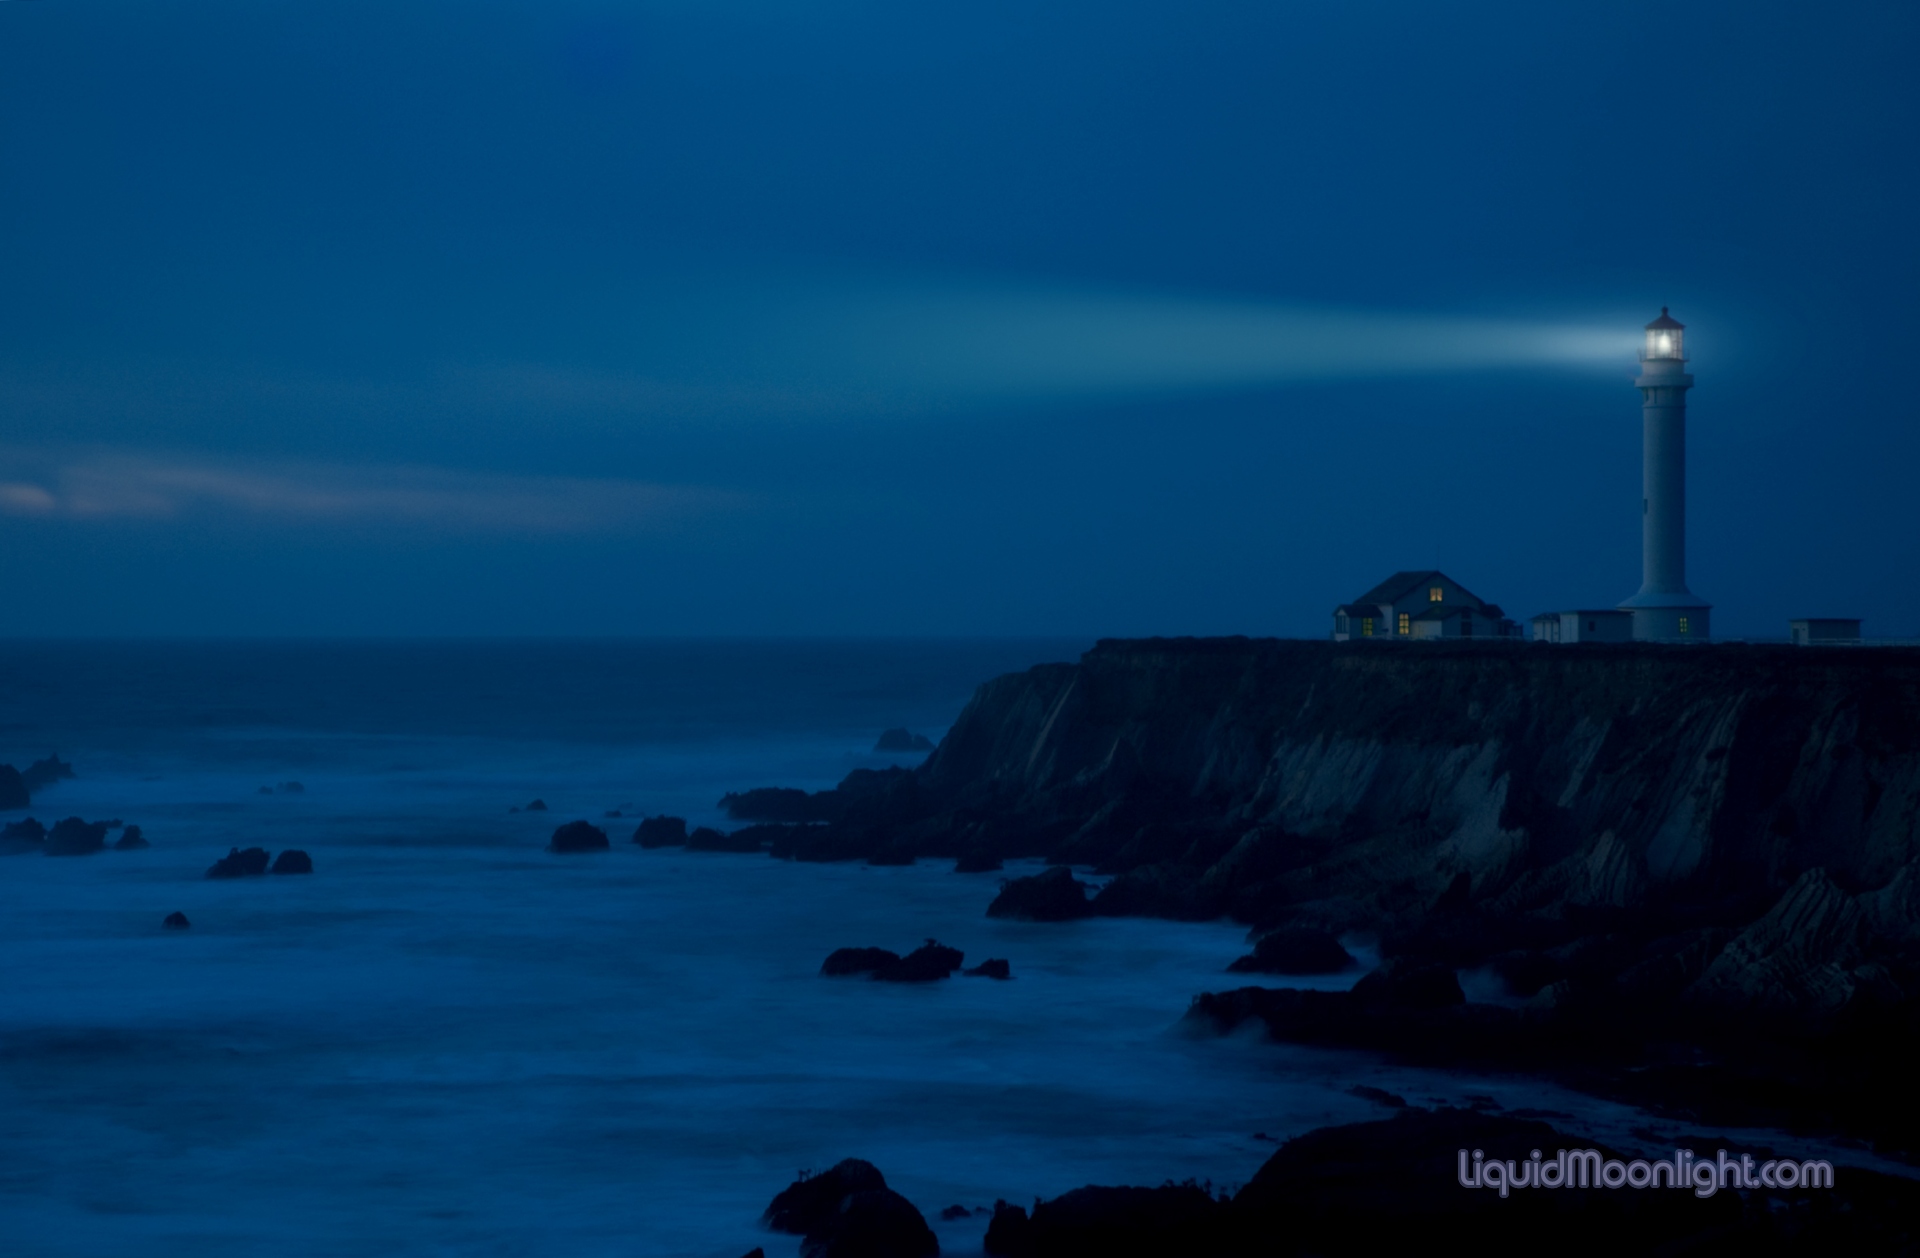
1531;610;1635;644
1789;618;1862;645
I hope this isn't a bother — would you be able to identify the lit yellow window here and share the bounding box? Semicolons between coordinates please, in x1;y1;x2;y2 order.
1361;618;1374;637
1428;587;1443;602
1678;617;1690;635
1398;613;1410;635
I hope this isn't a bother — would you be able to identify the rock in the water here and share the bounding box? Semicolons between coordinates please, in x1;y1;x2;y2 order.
21;754;76;793
0;765;28;810
765;1159;890;1235
874;729;936;753
739;1250;766;1258
938;1205;972;1222
113;825;150;850
1350;959;1465;1010
278;780;305;794
964;958;1012;979
206;847;271;878
802;1188;940;1258
549;821;610;853
953;851;1003;873
874;940;963;983
603;809;622;818
984;1184;1225;1257
2;816;47;844
986;866;1094;922
1228;929;1356;976
163;911;191;930
632;815;689;847
45;817;109;856
822;947;903;977
271;849;314;874
687;825;764;853
525;799;548;812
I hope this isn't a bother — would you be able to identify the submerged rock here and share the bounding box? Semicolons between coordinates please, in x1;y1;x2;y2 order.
113;825;150;850
548;821;610;853
271;849;314;874
874;729;935;753
873;940;963;983
163;911;190;930
985;866;1094;922
1228;929;1355;976
632;815;689;847
822;947;903;977
964;958;1012;979
206;847;271;878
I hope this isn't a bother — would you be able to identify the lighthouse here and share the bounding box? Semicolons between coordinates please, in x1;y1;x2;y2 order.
1617;308;1711;641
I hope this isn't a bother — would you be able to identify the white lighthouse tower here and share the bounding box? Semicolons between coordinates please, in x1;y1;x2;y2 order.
1618;308;1710;641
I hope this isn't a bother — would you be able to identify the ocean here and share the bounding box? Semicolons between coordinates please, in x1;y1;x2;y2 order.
0;640;1858;1256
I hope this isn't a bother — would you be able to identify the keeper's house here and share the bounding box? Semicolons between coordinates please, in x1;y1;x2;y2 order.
1332;571;1519;641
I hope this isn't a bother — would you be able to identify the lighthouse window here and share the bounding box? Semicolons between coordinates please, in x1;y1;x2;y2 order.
1428;587;1443;602
1398;613;1410;636
1678;617;1690;636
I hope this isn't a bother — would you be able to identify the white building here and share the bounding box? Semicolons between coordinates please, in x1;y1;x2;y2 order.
1530;610;1634;644
1617;308;1712;641
1333;571;1518;641
1789;618;1862;645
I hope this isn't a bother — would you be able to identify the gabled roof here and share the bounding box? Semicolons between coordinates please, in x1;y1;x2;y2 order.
1334;603;1386;618
1351;570;1484;607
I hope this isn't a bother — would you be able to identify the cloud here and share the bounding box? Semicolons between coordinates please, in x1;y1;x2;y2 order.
0;452;740;534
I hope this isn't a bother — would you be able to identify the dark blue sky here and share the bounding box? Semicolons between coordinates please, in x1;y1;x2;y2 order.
2;1;1914;637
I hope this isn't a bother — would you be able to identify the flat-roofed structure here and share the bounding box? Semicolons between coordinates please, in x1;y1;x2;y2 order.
1531;610;1635;644
1789;618;1863;645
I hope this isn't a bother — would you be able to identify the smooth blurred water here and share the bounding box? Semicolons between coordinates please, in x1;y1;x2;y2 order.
1;640;1875;1256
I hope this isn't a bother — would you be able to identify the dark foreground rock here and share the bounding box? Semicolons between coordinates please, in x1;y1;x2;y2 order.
873;941;964;983
271;849;313;874
44;817;109;856
764;1159;938;1258
632;815;688;847
1228;929;1355;975
965;958;1012;979
986;1107;1920;1256
549;821;610;853
986;867;1094;921
114;825;150;850
875;729;936;753
822;947;902;977
953;851;1003;873
163;911;190;929
206;847;271;878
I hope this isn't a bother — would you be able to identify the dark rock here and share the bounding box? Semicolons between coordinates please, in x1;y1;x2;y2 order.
822;947;903;977
632;815;689;847
206;847;271;878
687;825;767;853
801;1188;939;1258
938;1205;972;1222
1350;959;1464;1010
964;958;1012;979
986;867;1094;922
874;940;963;983
603;809;622;818
45;817;109;856
954;851;1003;873
0;765;27;810
1228;929;1355;975
113;825;150;850
721;786;841;824
548;821;610;853
1346;1084;1407;1108
740;1250;766;1258
875;729;936;753
258;786;275;794
525;799;548;812
21;754;75;793
764;1159;889;1235
277;781;305;794
984;1183;1226;1257
270;849;313;874
163;911;190;930
3;816;46;844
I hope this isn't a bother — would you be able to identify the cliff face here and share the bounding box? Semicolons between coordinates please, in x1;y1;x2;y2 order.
762;637;1920;1031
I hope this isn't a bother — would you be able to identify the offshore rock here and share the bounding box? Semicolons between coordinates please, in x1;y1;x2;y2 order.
207;847;271;878
113;824;150;850
163;911;191;930
802;1189;939;1258
764;1159;889;1235
632;815;688;847
985;867;1094;921
0;765;27;810
2;816;47;848
271;849;314;874
964;958;1012;979
548;821;610;853
873;941;963;983
822;947;902;977
875;729;936;753
44;816;109;856
1228;928;1355;976
983;1184;1226;1257
687;825;768;853
21;754;76;793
